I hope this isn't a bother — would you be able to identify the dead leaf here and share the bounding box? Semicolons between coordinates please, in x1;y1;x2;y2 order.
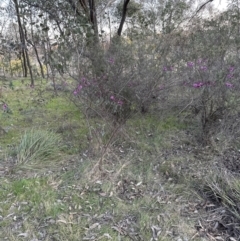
151;225;162;240
99;233;112;239
18;233;28;237
56;219;67;224
89;222;100;230
136;181;142;186
99;192;107;197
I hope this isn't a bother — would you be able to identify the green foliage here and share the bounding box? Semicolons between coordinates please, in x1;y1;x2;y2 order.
2;2;240;239
115;0;142;18
15;129;62;164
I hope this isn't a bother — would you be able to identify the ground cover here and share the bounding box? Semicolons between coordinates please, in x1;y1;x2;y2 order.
0;79;240;241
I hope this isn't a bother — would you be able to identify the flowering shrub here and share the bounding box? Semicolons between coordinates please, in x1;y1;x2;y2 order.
166;54;240;144
51;11;240;146
71;72;133;123
69;37;168;123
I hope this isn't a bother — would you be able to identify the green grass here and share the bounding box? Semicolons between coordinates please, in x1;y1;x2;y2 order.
15;129;62;165
0;78;88;156
0;77;234;240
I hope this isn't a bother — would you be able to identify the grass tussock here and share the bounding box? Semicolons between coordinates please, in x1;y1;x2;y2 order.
194;167;240;239
200;170;240;219
15;129;62;165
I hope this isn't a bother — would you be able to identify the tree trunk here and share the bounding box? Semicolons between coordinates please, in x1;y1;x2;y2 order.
13;0;34;85
88;0;99;42
117;0;130;36
23;24;34;86
13;0;28;77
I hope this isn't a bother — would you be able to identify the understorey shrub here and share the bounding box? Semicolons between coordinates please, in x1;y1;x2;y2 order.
177;58;239;144
69;36;172;124
44;6;240;148
155;14;240;145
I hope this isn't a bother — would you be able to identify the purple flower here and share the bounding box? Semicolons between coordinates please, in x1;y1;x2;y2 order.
80;77;89;86
187;62;194;68
110;95;115;101
163;66;173;72
73;85;83;96
107;57;114;64
2;103;10;112
159;85;164;90
227;74;234;79
193;82;204;88
225;82;234;88
117;100;123;106
200;65;207;71
228;66;234;72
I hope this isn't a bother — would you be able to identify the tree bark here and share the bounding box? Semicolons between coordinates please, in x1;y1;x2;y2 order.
13;0;28;77
117;0;130;36
88;0;99;41
13;0;34;85
23;24;34;85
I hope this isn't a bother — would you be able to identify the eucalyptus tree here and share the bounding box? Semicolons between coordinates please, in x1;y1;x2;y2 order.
16;0;132;77
12;0;34;84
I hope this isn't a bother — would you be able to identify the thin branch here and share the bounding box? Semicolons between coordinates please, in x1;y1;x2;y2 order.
79;0;88;14
189;0;214;22
196;0;214;13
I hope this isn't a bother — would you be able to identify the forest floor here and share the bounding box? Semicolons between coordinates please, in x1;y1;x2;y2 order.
0;78;239;241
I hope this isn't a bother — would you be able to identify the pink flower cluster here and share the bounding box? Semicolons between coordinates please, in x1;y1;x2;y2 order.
73;77;93;96
110;95;124;106
107;57;115;64
225;82;234;88
186;61;234;89
193;82;204;88
163;66;173;71
199;65;207;71
159;85;164;90
187;59;207;71
2;103;8;112
80;77;91;87
192;81;233;89
73;84;83;95
187;62;194;68
227;66;235;79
